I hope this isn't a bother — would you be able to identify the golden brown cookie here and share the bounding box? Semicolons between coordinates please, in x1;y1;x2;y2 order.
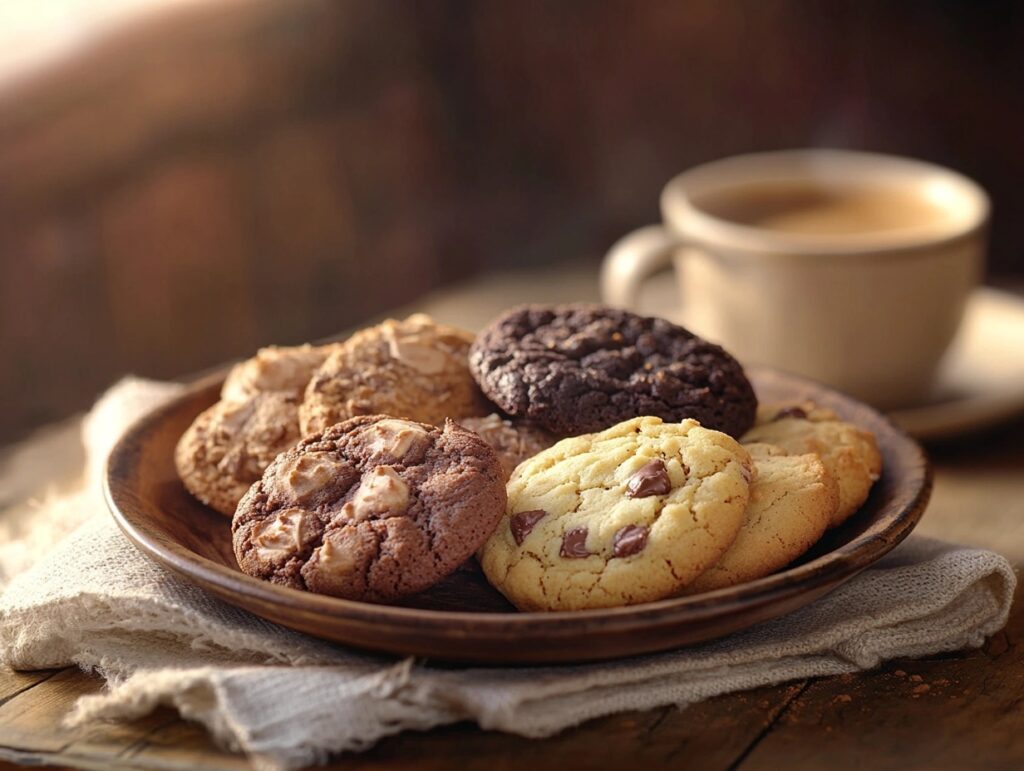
458;414;558;479
687;443;838;593
300;314;490;434
480;416;753;612
742;402;882;527
221;344;333;403
175;393;302;516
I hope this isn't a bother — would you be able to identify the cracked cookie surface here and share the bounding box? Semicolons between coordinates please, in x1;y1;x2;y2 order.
176;393;302;516
233;414;506;602
468;304;757;436
479;416;753;611
221;343;333;403
742;402;882;527
687;443;838;593
301;314;490;435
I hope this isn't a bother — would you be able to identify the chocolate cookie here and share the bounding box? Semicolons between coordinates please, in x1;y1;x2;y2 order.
175;393;302;516
300;314;490;435
232;415;507;602
458;414;558;479
468;305;757;436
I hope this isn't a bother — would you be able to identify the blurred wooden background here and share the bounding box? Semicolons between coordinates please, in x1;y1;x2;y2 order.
1;0;1022;443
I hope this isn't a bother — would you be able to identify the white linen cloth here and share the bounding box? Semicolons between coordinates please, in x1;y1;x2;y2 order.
0;379;1015;770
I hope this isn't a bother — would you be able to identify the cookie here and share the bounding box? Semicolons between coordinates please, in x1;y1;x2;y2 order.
458;414;558;479
468;304;757;436
300;314;490;435
232;414;507;602
687;443;838;593
175;393;302;516
479;416;753;611
742;402;882;527
221;344;332;403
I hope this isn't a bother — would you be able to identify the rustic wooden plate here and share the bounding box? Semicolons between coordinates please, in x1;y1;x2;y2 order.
104;366;931;664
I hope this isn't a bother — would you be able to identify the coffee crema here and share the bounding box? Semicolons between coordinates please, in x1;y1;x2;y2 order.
695;181;947;236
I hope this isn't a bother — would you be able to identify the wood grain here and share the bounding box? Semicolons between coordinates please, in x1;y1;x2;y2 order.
739;567;1024;771
308;684;809;771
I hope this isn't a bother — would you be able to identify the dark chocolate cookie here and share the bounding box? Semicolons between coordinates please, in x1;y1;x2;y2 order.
468;304;757;436
232;415;507;603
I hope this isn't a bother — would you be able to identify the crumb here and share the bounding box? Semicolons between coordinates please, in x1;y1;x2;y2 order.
912;684;930;695
833;694;852;704
909;674;924;683
893;669;907;678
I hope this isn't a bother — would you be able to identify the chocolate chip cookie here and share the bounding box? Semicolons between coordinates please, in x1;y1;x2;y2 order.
479;416;754;611
175;393;302;516
742;402;882;527
300;314;490;435
458;414;558;479
468;304;757;436
687;443;838;593
221;343;333;403
233;415;507;602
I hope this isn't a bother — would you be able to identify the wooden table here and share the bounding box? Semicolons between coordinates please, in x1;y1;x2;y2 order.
1;266;1023;770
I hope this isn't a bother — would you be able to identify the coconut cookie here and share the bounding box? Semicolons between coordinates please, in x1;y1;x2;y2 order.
221;343;333;403
300;314;490;435
175;393;302;516
458;414;558;479
233;415;506;603
468;304;757;437
479;416;754;612
687;443;838;593
742;402;882;527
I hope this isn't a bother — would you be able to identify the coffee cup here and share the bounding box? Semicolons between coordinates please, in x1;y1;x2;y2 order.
601;149;989;408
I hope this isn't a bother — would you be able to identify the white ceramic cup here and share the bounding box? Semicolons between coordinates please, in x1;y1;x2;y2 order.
600;149;989;408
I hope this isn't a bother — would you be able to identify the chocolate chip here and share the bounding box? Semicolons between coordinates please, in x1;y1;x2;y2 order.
613;524;649;558
560;526;590;558
775;406;808;420
510;509;547;546
626;459;671;498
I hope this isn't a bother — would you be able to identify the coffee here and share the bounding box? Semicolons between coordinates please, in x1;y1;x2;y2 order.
602;149;988;407
695;181;946;236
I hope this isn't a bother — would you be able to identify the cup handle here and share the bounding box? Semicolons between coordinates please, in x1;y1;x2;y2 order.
600;225;679;309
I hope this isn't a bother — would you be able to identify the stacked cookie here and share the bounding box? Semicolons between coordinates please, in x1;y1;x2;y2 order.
175;344;329;515
176;315;490;516
175;304;881;611
482;406;880;611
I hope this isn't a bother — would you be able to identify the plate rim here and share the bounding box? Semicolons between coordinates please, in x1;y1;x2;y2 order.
103;366;933;639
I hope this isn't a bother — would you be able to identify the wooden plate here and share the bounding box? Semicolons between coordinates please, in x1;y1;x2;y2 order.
104;366;931;664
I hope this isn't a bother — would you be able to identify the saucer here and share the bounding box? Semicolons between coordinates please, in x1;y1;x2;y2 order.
888;287;1024;441
641;282;1024;441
